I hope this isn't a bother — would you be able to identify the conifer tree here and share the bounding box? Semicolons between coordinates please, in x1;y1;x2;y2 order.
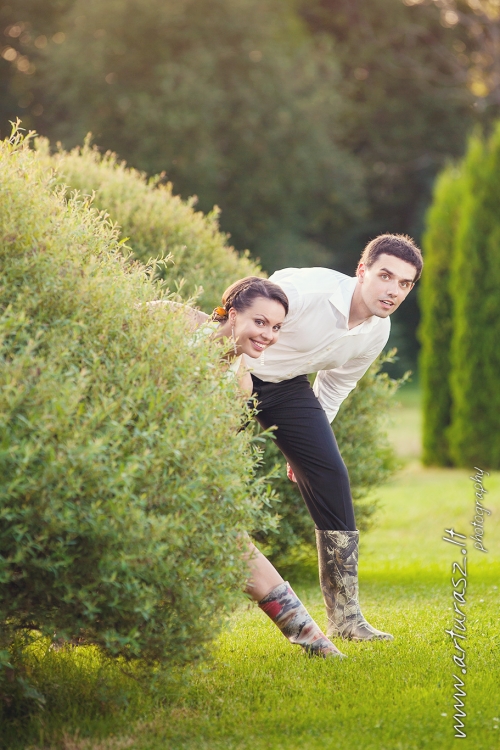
419;165;463;465
448;126;500;468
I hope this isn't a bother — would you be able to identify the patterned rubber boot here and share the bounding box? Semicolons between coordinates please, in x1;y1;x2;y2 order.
316;530;393;641
258;582;346;658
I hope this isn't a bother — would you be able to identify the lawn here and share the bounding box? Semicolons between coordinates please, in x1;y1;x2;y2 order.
5;386;500;750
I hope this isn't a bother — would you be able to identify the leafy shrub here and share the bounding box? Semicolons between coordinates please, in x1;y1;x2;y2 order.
254;354;402;560
0;130;273;707
36;137;260;310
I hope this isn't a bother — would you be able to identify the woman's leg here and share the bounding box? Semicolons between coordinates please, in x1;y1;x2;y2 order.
243;540;345;658
243;540;284;602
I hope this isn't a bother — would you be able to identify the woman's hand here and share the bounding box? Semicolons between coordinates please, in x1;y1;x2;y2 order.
287;462;297;483
238;369;253;398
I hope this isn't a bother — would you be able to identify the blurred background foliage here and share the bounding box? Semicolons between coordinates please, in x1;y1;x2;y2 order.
419;122;500;469
1;0;500;373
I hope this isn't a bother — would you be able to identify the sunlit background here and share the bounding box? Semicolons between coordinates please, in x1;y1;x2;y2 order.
1;0;499;376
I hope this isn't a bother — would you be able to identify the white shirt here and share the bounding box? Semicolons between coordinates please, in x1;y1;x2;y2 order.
245;267;390;423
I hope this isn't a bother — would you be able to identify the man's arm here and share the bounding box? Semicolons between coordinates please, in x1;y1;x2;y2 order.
313;344;386;424
286;342;388;483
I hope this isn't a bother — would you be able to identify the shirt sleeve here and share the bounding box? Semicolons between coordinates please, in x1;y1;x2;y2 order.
313;334;389;424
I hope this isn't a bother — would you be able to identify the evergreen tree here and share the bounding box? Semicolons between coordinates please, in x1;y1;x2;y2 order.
448;125;500;468
419;165;463;465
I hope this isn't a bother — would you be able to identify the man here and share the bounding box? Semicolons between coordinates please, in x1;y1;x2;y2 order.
245;233;423;641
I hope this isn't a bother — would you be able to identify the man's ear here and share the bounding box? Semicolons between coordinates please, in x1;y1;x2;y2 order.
357;262;366;281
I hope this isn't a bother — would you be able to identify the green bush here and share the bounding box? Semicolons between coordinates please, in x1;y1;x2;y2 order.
254;354;401;560
0;130;274;708
36;138;260;310
419;165;463;466
448;126;500;467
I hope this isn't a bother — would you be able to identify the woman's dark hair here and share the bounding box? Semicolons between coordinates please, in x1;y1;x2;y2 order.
211;276;289;321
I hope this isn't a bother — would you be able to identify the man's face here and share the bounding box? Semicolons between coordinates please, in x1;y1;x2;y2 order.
356;253;416;318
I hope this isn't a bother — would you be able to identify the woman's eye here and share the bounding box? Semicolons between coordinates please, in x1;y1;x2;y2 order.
255;319;264;325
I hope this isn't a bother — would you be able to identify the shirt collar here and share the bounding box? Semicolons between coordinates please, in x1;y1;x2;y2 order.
328;275;357;321
329;275;380;334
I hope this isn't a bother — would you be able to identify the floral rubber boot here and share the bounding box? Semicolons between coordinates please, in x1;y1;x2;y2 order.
258;581;346;658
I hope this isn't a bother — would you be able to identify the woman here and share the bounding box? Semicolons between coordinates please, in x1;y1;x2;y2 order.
195;277;345;659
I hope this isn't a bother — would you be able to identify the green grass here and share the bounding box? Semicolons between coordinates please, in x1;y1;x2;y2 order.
387;379;422;461
4;390;500;750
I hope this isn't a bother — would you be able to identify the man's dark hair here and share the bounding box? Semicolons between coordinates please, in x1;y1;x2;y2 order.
358;234;423;282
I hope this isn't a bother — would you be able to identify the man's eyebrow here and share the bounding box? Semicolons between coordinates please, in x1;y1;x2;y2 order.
379;267;415;284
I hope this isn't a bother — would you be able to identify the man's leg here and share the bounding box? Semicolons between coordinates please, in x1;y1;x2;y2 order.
253;375;355;531
252;374;393;642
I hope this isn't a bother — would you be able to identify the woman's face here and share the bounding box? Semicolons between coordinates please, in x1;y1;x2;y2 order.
229;296;286;358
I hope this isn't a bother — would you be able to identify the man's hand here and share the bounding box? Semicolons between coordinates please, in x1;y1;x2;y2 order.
287;462;297;483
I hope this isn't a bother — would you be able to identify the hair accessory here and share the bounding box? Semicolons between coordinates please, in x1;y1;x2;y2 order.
212;306;228;320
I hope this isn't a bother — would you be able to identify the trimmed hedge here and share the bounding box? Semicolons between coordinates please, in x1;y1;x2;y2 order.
36;138;260;310
0;131;273;702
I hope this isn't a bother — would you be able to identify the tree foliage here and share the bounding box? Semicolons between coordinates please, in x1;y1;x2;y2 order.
420;123;500;468
1;0;497;284
419;165;463;465
300;0;476;258
299;0;479;372
448;124;500;467
34;0;365;271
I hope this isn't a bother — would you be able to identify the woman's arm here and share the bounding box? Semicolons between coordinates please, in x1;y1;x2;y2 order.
235;358;253;398
147;300;210;330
